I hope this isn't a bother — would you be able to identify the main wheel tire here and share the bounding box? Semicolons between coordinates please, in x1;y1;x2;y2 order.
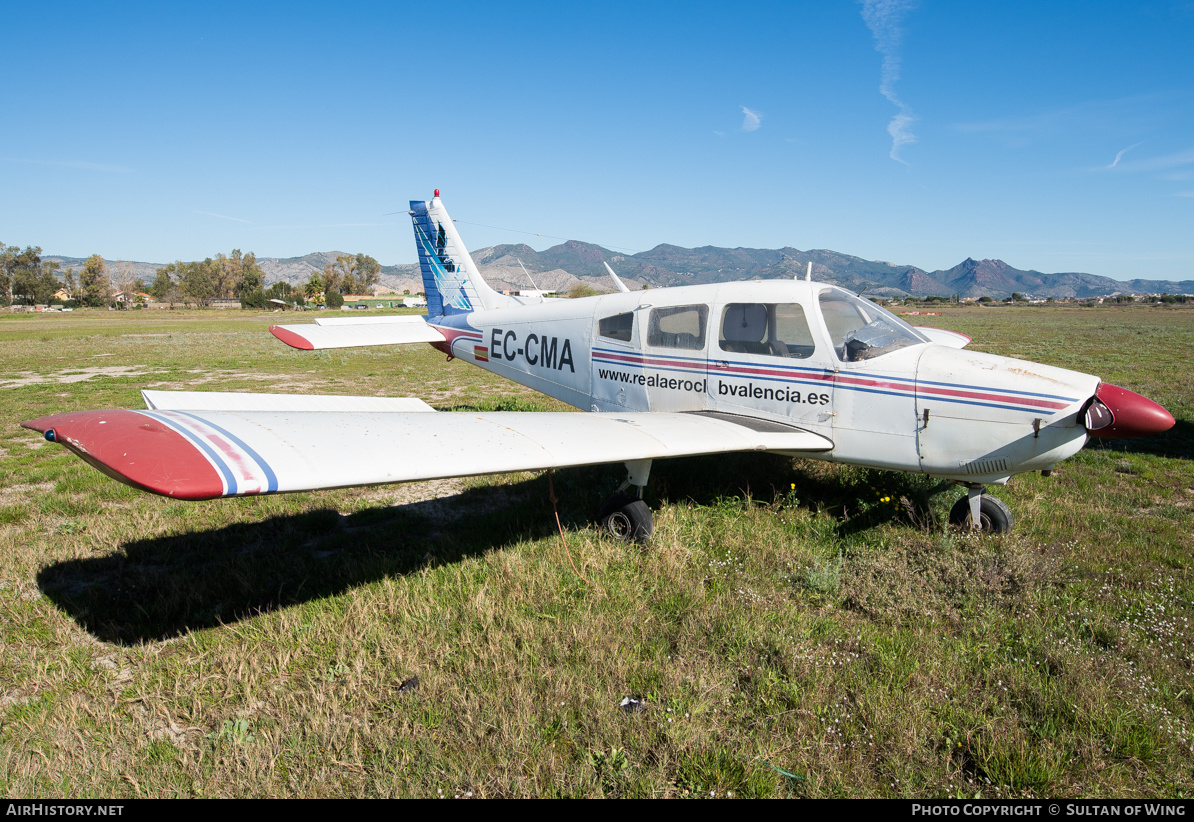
949;494;1014;534
598;492;654;543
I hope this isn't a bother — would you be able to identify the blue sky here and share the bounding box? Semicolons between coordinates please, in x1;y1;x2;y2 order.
3;1;1192;280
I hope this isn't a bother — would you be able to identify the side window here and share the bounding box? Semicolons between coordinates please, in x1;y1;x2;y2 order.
647;305;708;350
774;304;816;358
598;312;634;343
719;303;815;359
720;304;769;354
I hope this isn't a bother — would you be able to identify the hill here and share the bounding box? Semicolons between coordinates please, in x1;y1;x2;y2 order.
43;247;1194;301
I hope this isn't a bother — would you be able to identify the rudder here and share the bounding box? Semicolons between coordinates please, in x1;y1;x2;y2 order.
409;193;506;317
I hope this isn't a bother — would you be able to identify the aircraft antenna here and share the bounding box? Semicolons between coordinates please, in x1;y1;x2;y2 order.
805;261;812;282
516;258;545;302
603;261;631;294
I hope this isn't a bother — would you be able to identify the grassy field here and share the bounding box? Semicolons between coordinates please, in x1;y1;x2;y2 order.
1;304;1191;798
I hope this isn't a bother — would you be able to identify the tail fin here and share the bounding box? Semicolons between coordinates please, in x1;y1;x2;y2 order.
409;193;506;317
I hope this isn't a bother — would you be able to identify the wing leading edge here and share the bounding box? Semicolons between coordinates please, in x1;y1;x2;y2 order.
22;405;833;500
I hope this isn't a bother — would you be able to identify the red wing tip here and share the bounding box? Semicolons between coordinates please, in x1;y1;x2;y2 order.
270;325;315;350
19;409;227;499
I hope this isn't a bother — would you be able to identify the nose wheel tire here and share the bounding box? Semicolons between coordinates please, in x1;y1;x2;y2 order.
949;494;1014;534
598;492;654;543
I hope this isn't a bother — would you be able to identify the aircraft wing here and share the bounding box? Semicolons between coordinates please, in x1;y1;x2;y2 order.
918;326;971;349
22;395;833;500
270;315;446;350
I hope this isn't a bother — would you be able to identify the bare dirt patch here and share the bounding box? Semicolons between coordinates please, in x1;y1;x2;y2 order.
351;479;470;524
342;478;533;534
0;482;55;505
0;366;166;389
145;369;326;392
377;478;466;507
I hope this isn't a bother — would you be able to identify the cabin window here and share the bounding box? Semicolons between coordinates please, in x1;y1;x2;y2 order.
818;289;927;361
719;303;816;359
647;305;708;350
598;312;634;343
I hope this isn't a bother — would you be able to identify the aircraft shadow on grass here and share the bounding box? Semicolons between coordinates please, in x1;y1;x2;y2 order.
36;454;951;645
1083;418;1193;461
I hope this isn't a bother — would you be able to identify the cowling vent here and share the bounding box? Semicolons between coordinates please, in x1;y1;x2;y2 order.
964;457;1008;475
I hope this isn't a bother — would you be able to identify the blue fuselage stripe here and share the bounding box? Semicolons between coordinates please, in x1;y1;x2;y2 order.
913;375;1078;402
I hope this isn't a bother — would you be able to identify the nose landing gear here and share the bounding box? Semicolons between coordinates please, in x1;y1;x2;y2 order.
949;484;1014;534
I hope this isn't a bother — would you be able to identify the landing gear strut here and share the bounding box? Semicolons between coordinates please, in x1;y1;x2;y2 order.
949;484;1014;534
599;459;654;543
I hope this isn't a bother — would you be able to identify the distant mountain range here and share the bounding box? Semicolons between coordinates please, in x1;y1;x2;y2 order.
46;244;1194;300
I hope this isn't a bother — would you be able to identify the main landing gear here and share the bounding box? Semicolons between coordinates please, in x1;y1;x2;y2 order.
598;459;655;543
949;484;1014;534
595;464;1013;540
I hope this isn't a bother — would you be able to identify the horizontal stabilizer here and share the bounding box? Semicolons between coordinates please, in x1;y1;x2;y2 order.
22;408;833;500
142;390;436;413
270;315;446;350
919;327;971;349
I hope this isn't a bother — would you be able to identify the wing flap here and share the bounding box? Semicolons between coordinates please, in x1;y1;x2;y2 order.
270;315;446;350
23;408;833;500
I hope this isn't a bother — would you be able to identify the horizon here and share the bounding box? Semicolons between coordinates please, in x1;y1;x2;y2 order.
37;239;1194;286
5;2;1192;282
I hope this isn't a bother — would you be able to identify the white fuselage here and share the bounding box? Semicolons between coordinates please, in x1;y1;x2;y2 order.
429;280;1097;485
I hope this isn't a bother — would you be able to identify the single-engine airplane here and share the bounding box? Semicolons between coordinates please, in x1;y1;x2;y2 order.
23;192;1176;540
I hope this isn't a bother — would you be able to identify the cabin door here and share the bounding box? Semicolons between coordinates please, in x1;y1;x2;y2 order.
707;300;834;429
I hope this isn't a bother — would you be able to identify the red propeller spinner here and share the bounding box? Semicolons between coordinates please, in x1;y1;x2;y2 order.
1084;383;1175;439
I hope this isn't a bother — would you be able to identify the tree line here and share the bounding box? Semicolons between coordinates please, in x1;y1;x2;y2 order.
1;245;113;307
148;250;266;308
1;244;384;309
298;253;382;306
150;251;382;308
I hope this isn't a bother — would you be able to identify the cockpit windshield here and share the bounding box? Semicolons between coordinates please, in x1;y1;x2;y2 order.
818;289;928;362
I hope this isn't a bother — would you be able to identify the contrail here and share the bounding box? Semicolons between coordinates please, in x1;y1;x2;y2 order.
1107;142;1142;169
741;106;763;132
861;0;918;164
